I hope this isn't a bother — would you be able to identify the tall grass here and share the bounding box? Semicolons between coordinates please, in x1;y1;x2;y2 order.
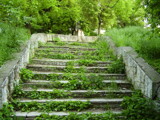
106;26;160;73
0;23;30;67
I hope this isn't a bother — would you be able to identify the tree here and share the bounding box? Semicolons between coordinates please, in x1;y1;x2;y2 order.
143;0;160;32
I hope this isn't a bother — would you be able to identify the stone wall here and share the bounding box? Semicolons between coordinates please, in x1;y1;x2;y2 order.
0;33;48;108
104;36;160;99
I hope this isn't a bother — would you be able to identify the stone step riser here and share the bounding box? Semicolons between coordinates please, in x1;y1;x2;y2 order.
39;46;96;51
20;89;132;99
31;61;110;67
22;82;131;89
35;52;110;59
27;66;109;73
14;111;122;120
36;49;96;55
16;100;122;110
33;73;126;80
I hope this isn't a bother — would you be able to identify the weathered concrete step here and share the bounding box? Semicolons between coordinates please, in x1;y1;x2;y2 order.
31;59;111;67
22;89;132;98
36;49;89;55
17;98;123;110
23;80;131;89
48;41;93;44
34;52;110;59
32;71;126;80
19;98;123;103
15;110;122;119
39;46;96;51
27;64;109;73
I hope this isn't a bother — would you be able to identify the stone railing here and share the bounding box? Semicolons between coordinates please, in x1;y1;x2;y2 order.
0;33;97;108
0;33;48;108
47;34;97;42
104;36;160;99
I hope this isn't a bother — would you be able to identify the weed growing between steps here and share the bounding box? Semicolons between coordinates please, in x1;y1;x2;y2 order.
35;37;115;61
12;86;71;99
20;68;34;83
34;112;120;120
121;91;160;120
107;58;125;74
12;85;125;100
11;101;91;112
0;103;14;120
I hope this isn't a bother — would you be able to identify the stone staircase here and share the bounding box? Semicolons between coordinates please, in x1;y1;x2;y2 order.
12;40;133;119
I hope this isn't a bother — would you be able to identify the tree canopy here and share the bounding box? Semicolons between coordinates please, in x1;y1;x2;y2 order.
0;0;148;35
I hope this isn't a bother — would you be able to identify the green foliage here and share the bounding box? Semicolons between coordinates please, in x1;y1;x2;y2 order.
0;23;30;67
12;85;25;99
77;59;94;66
12;101;91;112
143;0;160;32
37;52;75;59
106;26;160;73
0;0;145;34
107;58;125;74
35;112;119;120
12;86;71;99
20;68;34;82
0;103;14;120
121;91;160;120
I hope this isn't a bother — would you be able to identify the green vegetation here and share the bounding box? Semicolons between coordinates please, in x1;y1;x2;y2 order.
142;0;160;32
0;103;14;120
0;23;30;67
12;86;71;99
121;91;160;120
0;0;144;35
35;112;120;120
20;68;34;82
107;58;125;74
12;101;91;112
106;26;160;73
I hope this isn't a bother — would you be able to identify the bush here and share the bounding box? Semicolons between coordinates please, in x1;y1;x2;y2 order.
106;26;160;73
121;91;160;120
0;23;30;67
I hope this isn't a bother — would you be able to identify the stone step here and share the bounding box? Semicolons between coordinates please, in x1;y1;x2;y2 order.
31;59;111;67
27;64;109;73
32;71;126;80
34;52;110;60
19;98;123;103
48;41;93;44
16;98;123;110
39;46;96;51
22;89;132;98
14;110;122;119
22;80;131;89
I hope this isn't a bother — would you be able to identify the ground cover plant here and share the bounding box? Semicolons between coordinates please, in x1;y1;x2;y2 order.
34;112;120;120
106;26;160;73
121;91;160;120
0;23;30;67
